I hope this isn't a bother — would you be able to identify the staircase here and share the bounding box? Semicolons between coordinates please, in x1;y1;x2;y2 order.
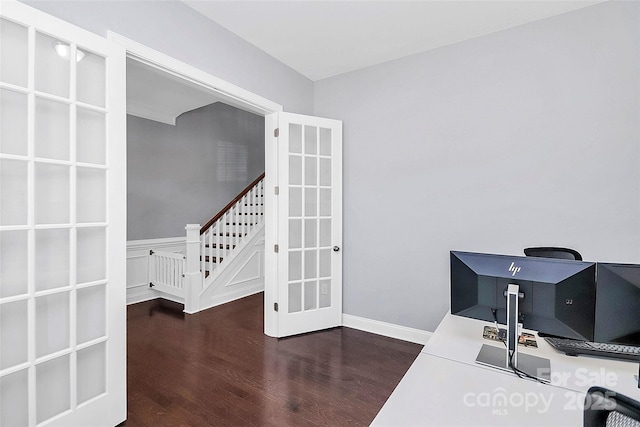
148;173;265;313
199;173;265;281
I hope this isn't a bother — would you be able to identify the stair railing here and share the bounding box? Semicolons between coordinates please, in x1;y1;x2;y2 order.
199;172;265;280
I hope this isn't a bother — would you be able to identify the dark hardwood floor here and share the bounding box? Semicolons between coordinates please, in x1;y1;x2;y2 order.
125;293;422;426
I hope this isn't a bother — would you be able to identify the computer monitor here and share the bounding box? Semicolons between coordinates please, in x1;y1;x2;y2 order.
450;250;597;380
450;251;597;341
595;263;640;346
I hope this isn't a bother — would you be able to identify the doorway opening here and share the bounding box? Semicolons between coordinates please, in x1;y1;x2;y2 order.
109;32;282;330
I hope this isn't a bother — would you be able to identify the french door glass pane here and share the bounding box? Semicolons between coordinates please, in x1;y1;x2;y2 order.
319;279;331;308
289;251;301;281
304;156;317;185
77;167;106;223
76;284;106;344
289;124;302;153
304;218;317;247
289;188;302;217
0;230;28;298
319;128;331;156
304;188;317;216
304;250;317;279
77;50;105;107
288;282;302;313
289;219;302;249
35;32;70;98
77;343;106;404
319;158;331;186
36;355;70;423
319;189;331;216
35;228;70;292
35;292;70;358
0;88;28;156
34;97;70;161
0;299;29;370
304;126;317;154
304;281;317;310
35;163;70;224
319;249;331;277
76;227;106;284
0;369;29;427
77;108;106;165
319;219;331;247
289;155;301;185
0;159;28;225
0;18;28;87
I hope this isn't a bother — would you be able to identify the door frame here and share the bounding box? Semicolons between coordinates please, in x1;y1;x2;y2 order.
106;33;284;336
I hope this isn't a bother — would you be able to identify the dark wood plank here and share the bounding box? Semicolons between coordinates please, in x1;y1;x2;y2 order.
125;293;421;426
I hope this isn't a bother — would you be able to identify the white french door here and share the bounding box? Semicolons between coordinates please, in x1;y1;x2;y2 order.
0;2;126;426
265;112;342;338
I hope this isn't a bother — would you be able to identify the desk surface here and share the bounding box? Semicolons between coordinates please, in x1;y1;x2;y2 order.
372;352;584;426
372;313;640;426
425;314;640;397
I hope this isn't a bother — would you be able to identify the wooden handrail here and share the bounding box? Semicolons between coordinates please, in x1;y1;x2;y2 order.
200;172;265;234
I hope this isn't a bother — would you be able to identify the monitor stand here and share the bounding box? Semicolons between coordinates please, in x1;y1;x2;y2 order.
475;284;551;382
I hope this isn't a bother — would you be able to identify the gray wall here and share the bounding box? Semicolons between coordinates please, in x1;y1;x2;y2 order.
127;102;265;240
22;0;314;115
314;1;640;332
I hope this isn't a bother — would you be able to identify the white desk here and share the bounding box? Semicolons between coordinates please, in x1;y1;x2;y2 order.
372;313;640;426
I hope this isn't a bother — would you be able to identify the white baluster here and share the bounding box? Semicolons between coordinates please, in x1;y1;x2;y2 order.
233;206;239;251
259;179;264;223
214;220;219;274
160;256;164;284
249;188;255;229
206;227;212;276
242;194;247;237
200;230;205;278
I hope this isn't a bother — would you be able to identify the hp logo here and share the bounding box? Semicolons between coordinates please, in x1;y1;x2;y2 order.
508;262;521;276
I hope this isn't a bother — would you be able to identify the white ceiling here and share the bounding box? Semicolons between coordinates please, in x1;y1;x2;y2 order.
183;0;604;81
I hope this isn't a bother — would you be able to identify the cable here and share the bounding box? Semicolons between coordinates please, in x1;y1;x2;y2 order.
491;308;549;384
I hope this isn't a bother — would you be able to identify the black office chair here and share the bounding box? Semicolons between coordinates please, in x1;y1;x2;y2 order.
524;246;582;261
583;386;640;427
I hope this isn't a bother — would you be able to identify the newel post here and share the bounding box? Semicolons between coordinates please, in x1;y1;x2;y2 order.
184;224;202;314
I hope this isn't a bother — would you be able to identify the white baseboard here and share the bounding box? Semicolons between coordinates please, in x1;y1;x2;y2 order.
126;284;184;306
342;314;432;345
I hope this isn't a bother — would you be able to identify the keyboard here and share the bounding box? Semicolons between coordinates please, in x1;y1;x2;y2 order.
544;336;640;361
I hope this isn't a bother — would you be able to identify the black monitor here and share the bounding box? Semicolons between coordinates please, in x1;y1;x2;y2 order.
451;250;597;381
595;263;640;346
451;251;597;341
